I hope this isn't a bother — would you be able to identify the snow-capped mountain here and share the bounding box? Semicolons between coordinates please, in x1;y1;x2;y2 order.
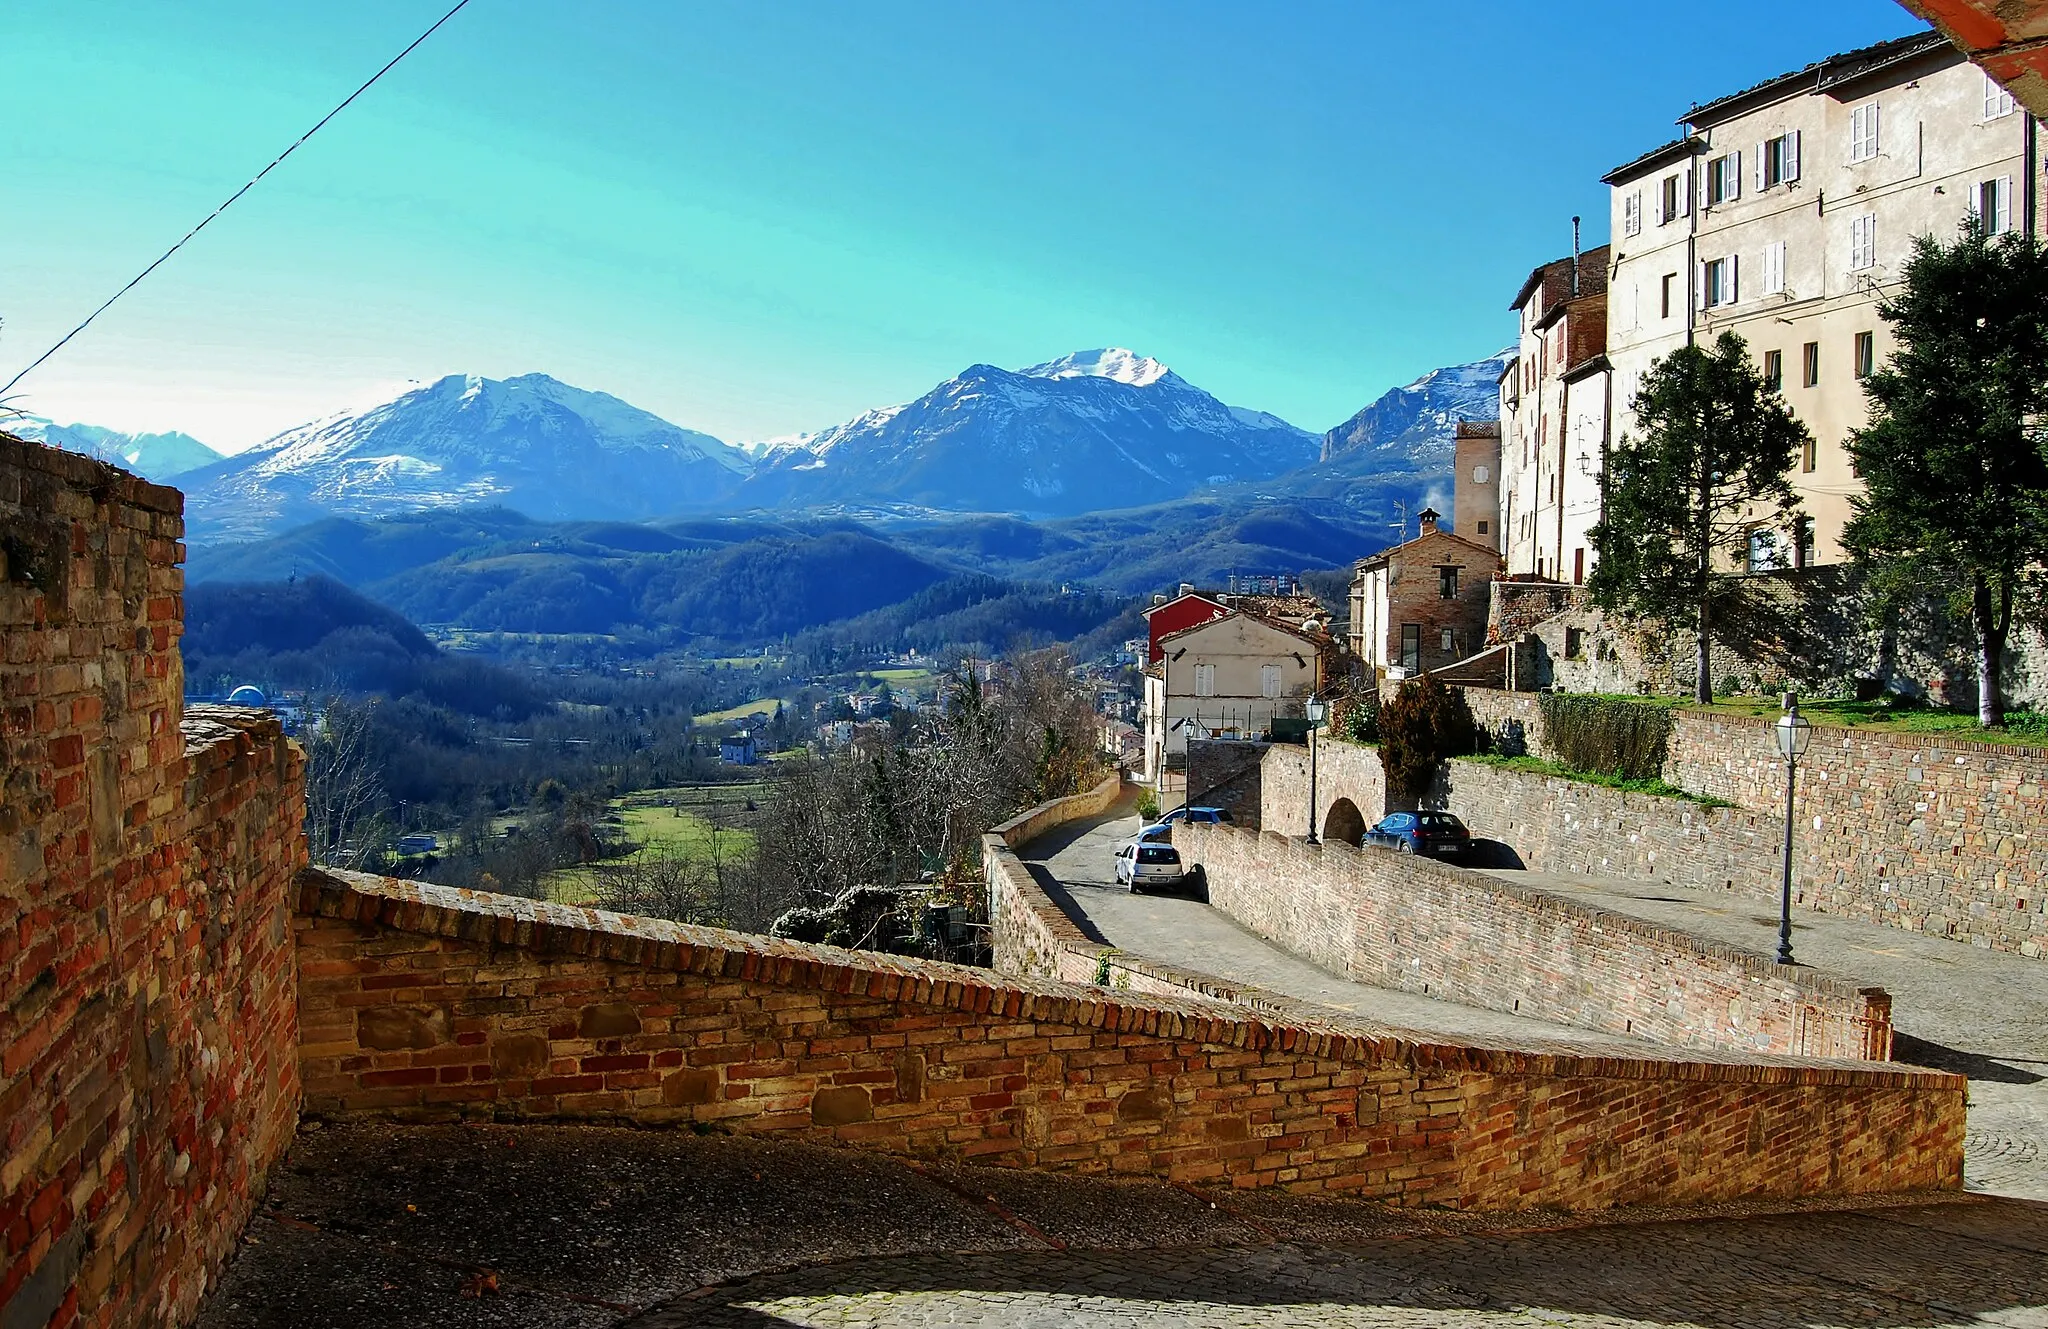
10;416;223;481
741;349;1319;516
181;373;749;542
1318;350;1513;471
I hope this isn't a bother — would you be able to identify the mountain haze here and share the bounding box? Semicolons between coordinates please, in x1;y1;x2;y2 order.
12;416;223;481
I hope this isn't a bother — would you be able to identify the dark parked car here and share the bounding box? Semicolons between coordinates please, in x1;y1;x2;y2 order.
1158;806;1233;825
1364;811;1471;859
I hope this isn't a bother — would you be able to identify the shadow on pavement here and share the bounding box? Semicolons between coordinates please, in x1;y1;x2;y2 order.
1894;1031;2046;1084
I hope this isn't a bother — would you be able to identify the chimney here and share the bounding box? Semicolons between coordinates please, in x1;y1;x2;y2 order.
1178;582;1195;597
1152;592;1168;606
1418;507;1441;533
1571;216;1582;297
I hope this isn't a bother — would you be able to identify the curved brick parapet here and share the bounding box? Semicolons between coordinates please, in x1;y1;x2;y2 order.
295;866;1964;1212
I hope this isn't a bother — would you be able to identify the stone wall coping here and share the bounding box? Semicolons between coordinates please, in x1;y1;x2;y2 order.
0;430;185;516
1212;820;1890;1012
988;770;1124;846
1459;683;2048;763
183;704;289;762
301;867;1955;1088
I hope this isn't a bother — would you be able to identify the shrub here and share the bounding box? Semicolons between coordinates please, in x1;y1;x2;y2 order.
1338;686;1380;744
1536;694;1672;781
1135;787;1159;820
1492;717;1528;759
1379;675;1476;798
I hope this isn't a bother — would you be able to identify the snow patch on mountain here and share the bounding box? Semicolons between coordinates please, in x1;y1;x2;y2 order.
11;415;224;481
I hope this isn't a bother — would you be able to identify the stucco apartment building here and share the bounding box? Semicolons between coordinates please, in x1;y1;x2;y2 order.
1498;244;1611;583
1453;420;1502;553
1142;611;1326;781
1603;31;2043;568
1349;509;1503;677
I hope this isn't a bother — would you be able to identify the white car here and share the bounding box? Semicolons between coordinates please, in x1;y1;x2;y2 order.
1114;840;1189;892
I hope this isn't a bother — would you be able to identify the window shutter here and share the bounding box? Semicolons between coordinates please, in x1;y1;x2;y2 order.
1652;185;1666;227
1681;167;1693;215
1756;142;1766;191
1786;130;1800;182
1997;176;2014;234
1728;150;1741;200
1868;103;1880;156
1727;253;1739;303
1695;261;1706;310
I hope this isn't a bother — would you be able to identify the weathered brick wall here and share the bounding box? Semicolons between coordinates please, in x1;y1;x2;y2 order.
1260;740;1386;840
1185;740;1266;827
1461;687;2048;957
1;436;303;1329
296;868;1963;1210
1185;822;1893;1061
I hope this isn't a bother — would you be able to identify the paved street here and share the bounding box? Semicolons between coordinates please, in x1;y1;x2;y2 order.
1020;802;2047;1202
198;1121;2048;1329
1018;806;1661;1055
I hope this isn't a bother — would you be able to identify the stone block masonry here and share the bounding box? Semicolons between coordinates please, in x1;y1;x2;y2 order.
1460;687;2048;958
297;867;1963;1210
1;435;303;1329
1185;822;1893;1061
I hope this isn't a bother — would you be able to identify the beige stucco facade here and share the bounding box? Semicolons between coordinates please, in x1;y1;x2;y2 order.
1499;249;1610;583
1142;613;1322;780
1604;34;2042;568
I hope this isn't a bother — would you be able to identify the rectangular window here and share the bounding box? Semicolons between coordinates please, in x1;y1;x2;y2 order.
1705;151;1741;205
1849;103;1881;162
1702;255;1737;307
1986;72;2016;121
1565;626;1585;659
1260;663;1281;699
1849;214;1876;271
1802;341;1820;387
1977;177;2014;236
1623;191;1642;237
1794;517;1815;570
1760;131;1800;189
1476;519;1488;536
1855;331;1875;379
1762;239;1787;295
1399;625;1421;672
1439;627;1455;654
1193;663;1216;697
1763;349;1783;391
1660;272;1675;319
1657;172;1688;224
1747;528;1784;573
1801;437;1817;473
1438;566;1458;599
1573;547;1585;585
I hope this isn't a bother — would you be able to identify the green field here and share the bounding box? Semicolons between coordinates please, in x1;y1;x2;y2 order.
693;697;782;726
543;784;764;903
869;667;935;685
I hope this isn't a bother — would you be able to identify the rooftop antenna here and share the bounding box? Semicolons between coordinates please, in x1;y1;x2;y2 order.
1571;216;1582;297
1390;499;1410;544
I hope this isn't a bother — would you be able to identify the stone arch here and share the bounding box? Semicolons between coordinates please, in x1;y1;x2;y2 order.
1322;797;1367;845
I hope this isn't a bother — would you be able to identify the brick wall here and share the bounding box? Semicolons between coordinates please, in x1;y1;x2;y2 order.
296;867;1963;1210
1260;741;1386;843
1;436;304;1329
1185;822;1893;1061
1461;687;2048;958
1185;740;1266;827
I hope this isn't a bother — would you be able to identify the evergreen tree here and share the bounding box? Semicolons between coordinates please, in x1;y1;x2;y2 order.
1843;228;2048;727
1587;331;1809;703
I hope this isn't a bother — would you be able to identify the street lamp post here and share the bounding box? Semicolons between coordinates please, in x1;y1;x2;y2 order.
1305;696;1326;844
1772;691;1813;965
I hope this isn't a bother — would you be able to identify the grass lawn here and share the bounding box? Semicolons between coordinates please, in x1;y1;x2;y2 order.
693;697;782;726
543;785;761;904
869;667;935;685
1679;695;2048;746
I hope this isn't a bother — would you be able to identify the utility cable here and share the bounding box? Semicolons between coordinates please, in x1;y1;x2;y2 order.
1;0;475;399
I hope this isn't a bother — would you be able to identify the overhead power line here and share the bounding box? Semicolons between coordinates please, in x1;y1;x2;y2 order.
1;0;475;399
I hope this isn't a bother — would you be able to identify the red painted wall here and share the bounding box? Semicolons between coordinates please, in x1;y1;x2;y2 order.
1145;594;1227;663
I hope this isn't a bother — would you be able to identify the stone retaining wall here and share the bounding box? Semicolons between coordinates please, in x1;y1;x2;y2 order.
1460;687;2048;957
294;868;1963;1211
1184;823;1893;1061
1;436;303;1329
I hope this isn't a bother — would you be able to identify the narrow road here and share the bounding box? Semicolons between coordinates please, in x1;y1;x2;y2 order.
1018;802;1659;1055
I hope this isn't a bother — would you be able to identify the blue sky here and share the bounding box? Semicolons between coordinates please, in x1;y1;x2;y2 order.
3;1;1924;453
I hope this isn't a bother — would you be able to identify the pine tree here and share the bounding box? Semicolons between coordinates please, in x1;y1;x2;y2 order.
1843;228;2048;727
1587;331;1809;703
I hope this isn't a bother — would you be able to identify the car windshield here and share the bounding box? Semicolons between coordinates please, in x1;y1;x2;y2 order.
1418;813;1465;831
1137;846;1180;864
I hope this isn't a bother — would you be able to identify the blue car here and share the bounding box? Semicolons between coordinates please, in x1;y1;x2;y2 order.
1364;811;1471;858
1158;806;1233;825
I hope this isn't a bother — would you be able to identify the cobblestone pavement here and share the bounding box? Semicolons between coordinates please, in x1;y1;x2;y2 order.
1020;809;1660;1055
197;1122;2048;1329
1501;870;2048;1203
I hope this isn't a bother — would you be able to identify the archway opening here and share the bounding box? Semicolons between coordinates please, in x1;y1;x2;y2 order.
1322;797;1366;845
